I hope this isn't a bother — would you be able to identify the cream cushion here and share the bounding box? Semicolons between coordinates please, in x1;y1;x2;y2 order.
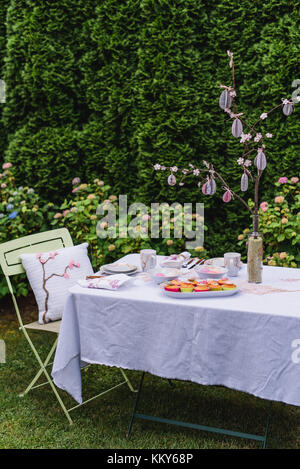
20;243;93;324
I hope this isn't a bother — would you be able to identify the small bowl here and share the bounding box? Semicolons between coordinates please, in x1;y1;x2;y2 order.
148;267;182;284
196;265;228;279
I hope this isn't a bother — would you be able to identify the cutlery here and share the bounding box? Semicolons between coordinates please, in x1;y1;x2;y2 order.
186;257;205;269
191;258;206;268
86;275;105;279
182;257;195;268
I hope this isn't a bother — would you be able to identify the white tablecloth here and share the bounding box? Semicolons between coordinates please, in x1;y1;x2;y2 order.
52;254;300;406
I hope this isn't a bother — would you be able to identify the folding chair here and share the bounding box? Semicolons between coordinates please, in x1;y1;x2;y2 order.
0;228;136;425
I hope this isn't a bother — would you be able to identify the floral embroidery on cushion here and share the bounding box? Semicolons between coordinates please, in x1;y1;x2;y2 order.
37;252;80;323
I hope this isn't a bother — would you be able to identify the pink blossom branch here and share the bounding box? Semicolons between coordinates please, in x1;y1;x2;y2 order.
154;50;297;233
211;168;254;214
38;255;79;323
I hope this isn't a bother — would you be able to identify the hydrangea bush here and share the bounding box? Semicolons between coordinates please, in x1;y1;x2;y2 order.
0;162;298;301
237;177;300;267
0;162;57;296
52;177;208;270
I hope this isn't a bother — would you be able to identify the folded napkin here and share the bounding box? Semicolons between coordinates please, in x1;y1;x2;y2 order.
160;251;191;267
78;274;131;290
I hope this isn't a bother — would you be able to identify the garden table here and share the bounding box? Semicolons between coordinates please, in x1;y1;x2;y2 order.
52;254;300;446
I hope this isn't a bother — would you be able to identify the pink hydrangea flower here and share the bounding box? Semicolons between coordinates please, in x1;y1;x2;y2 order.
291;177;299;184
260;201;268;212
2;162;12;170
279;252;287;259
274;196;284;204
1;183;7;189
63;209;70;217
72;177;81;185
278;177;288;184
53;212;63;219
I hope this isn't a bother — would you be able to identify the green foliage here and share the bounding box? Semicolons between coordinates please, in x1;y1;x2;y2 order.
53;176;208;269
0;163;208;299
0;162;57;296
237;177;300;267
0;0;299;255
0;0;9;151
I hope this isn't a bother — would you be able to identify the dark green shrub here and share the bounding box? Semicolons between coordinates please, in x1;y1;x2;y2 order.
0;0;299;254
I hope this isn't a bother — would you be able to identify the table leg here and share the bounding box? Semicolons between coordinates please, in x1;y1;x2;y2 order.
262;401;273;449
167;379;175;388
127;372;273;448
127;372;145;438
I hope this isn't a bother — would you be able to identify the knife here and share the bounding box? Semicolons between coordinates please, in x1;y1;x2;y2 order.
86;275;105;279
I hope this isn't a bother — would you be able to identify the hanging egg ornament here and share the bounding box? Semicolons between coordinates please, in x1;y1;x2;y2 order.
283;102;293;116
168;173;176;186
202;182;209;195
209;178;217;195
232;118;243;138
241;173;248;192
255;151;267;171
219;90;232;110
222;190;232;203
205;180;212;195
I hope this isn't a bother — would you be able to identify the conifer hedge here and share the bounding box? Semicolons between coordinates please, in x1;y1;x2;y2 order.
0;0;299;251
0;0;9;150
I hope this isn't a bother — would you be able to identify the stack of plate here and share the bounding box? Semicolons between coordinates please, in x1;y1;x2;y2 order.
101;262;138;275
204;258;243;269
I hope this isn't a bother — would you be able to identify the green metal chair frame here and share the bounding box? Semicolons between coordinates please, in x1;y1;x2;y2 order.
0;228;136;425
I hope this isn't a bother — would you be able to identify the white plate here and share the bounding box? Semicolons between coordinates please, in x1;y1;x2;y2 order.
162;287;239;299
98;268;139;276
102;263;138;274
148;268;182;284
204;258;243;269
196;265;228;279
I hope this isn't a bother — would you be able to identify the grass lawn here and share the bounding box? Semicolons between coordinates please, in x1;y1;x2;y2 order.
0;294;299;450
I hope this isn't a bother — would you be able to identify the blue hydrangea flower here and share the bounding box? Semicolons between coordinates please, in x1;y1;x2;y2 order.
18;186;24;191
8;211;18;219
6;203;14;211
